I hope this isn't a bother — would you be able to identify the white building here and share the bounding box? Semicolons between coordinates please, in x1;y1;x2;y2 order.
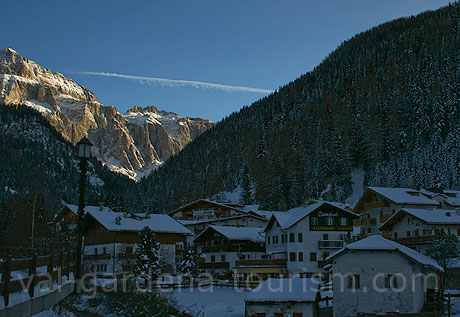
263;201;359;276
83;209;191;275
244;277;320;317
328;235;442;316
353;187;440;235
379;208;460;254
193;225;265;272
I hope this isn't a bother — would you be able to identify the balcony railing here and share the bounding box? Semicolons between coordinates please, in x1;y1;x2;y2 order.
199;261;230;269
235;258;287;267
364;201;387;210
118;253;136;260
201;245;264;253
353;217;377;226
395;235;436;246
84;254;111;260
318;240;344;249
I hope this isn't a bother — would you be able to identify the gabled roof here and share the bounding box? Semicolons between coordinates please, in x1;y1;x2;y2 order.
244;278;320;303
168;199;247;216
327;235;443;271
368;187;439;205
265;201;359;232
194;225;265;243
54;204;114;221
177;213;267;226
379;208;460;231
86;209;191;235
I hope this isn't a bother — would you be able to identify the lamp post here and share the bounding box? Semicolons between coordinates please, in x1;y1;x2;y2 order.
76;136;93;291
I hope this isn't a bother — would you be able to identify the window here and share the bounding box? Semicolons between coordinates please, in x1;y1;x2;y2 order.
293;313;303;317
274;313;283;317
281;234;285;243
327;217;334;226
267;236;271;245
310;252;317;261
312;217;318;225
221;255;226;262
103;247;107;254
407;217;410;225
457;229;460;236
298;252;304;262
322;251;330;260
407;231;411;237
415;229;419;237
273;235;279;244
385;274;398;289
255;314;266;317
289;233;295;243
211;255;215;262
394;232;398;239
298;233;303;242
290;252;296;262
94;248;98;255
347;274;360;289
339;218;347;226
323;233;329;240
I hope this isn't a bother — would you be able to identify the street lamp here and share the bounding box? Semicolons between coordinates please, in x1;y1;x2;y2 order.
76;136;93;291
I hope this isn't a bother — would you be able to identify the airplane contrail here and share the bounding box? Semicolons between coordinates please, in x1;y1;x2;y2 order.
68;71;274;94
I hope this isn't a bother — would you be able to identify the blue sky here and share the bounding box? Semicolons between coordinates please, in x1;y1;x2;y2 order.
1;0;453;122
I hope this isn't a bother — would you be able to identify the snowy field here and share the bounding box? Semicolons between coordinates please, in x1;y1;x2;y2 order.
169;286;250;316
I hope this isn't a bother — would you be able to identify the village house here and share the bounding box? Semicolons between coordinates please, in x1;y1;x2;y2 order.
193;225;265;273
353;187;440;236
168;199;251;221
235;201;359;280
179;214;268;235
244;277;320;317
82;209;191;275
379;208;460;254
328;235;443;316
54;204;114;231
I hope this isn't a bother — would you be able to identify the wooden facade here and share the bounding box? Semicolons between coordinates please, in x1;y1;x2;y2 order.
168;199;246;221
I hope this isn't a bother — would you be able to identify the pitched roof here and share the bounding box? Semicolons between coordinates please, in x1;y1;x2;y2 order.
265;201;358;231
86;209;191;235
327;235;443;271
64;204;114;215
367;187;440;205
245;278;320;303
168;199;246;216
380;208;460;231
194;225;265;243
177;214;267;226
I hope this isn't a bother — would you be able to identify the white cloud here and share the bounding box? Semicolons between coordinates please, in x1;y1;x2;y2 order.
68;71;274;94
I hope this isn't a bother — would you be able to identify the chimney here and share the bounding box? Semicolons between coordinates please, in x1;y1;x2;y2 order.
123;212;129;218
446;212;451;217
145;213;150;219
115;216;122;225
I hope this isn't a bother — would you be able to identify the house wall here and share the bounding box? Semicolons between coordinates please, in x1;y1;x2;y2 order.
332;251;438;316
203;251;265;269
245;301;315;317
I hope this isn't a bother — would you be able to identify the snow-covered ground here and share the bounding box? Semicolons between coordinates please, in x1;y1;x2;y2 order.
168;286;250;316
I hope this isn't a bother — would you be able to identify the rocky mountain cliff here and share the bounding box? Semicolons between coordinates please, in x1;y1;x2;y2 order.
0;48;214;179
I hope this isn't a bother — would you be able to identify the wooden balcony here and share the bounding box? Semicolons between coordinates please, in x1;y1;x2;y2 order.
84;254;111;261
118;253;136;260
363;201;387;210
395;235;435;246
318;240;344;249
199;261;230;269
353;217;377;226
235;258;287;268
379;213;393;224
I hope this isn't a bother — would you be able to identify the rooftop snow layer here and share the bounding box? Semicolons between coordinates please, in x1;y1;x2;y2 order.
86;209;191;234
196;225;265;243
368;187;440;205
327;235;443;271
64;204;114;215
245;278;320;302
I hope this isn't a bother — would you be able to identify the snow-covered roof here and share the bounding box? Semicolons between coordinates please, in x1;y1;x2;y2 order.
168;199;247;216
380;208;460;231
86;209;191;235
327;235;443;271
194;225;265;243
241;204;261;211
245;278;320;303
177;214;267;226
367;187;440;205
64;204;114;215
266;201;358;231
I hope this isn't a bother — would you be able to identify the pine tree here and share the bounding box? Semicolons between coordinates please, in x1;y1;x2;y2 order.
429;231;460;289
178;248;202;279
134;227;164;281
241;165;253;205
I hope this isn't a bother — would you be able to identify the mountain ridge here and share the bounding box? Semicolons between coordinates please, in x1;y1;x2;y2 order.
0;48;214;179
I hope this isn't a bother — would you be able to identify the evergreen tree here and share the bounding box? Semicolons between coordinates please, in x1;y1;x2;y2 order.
178;248;202;279
134;227;164;281
241;165;254;205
